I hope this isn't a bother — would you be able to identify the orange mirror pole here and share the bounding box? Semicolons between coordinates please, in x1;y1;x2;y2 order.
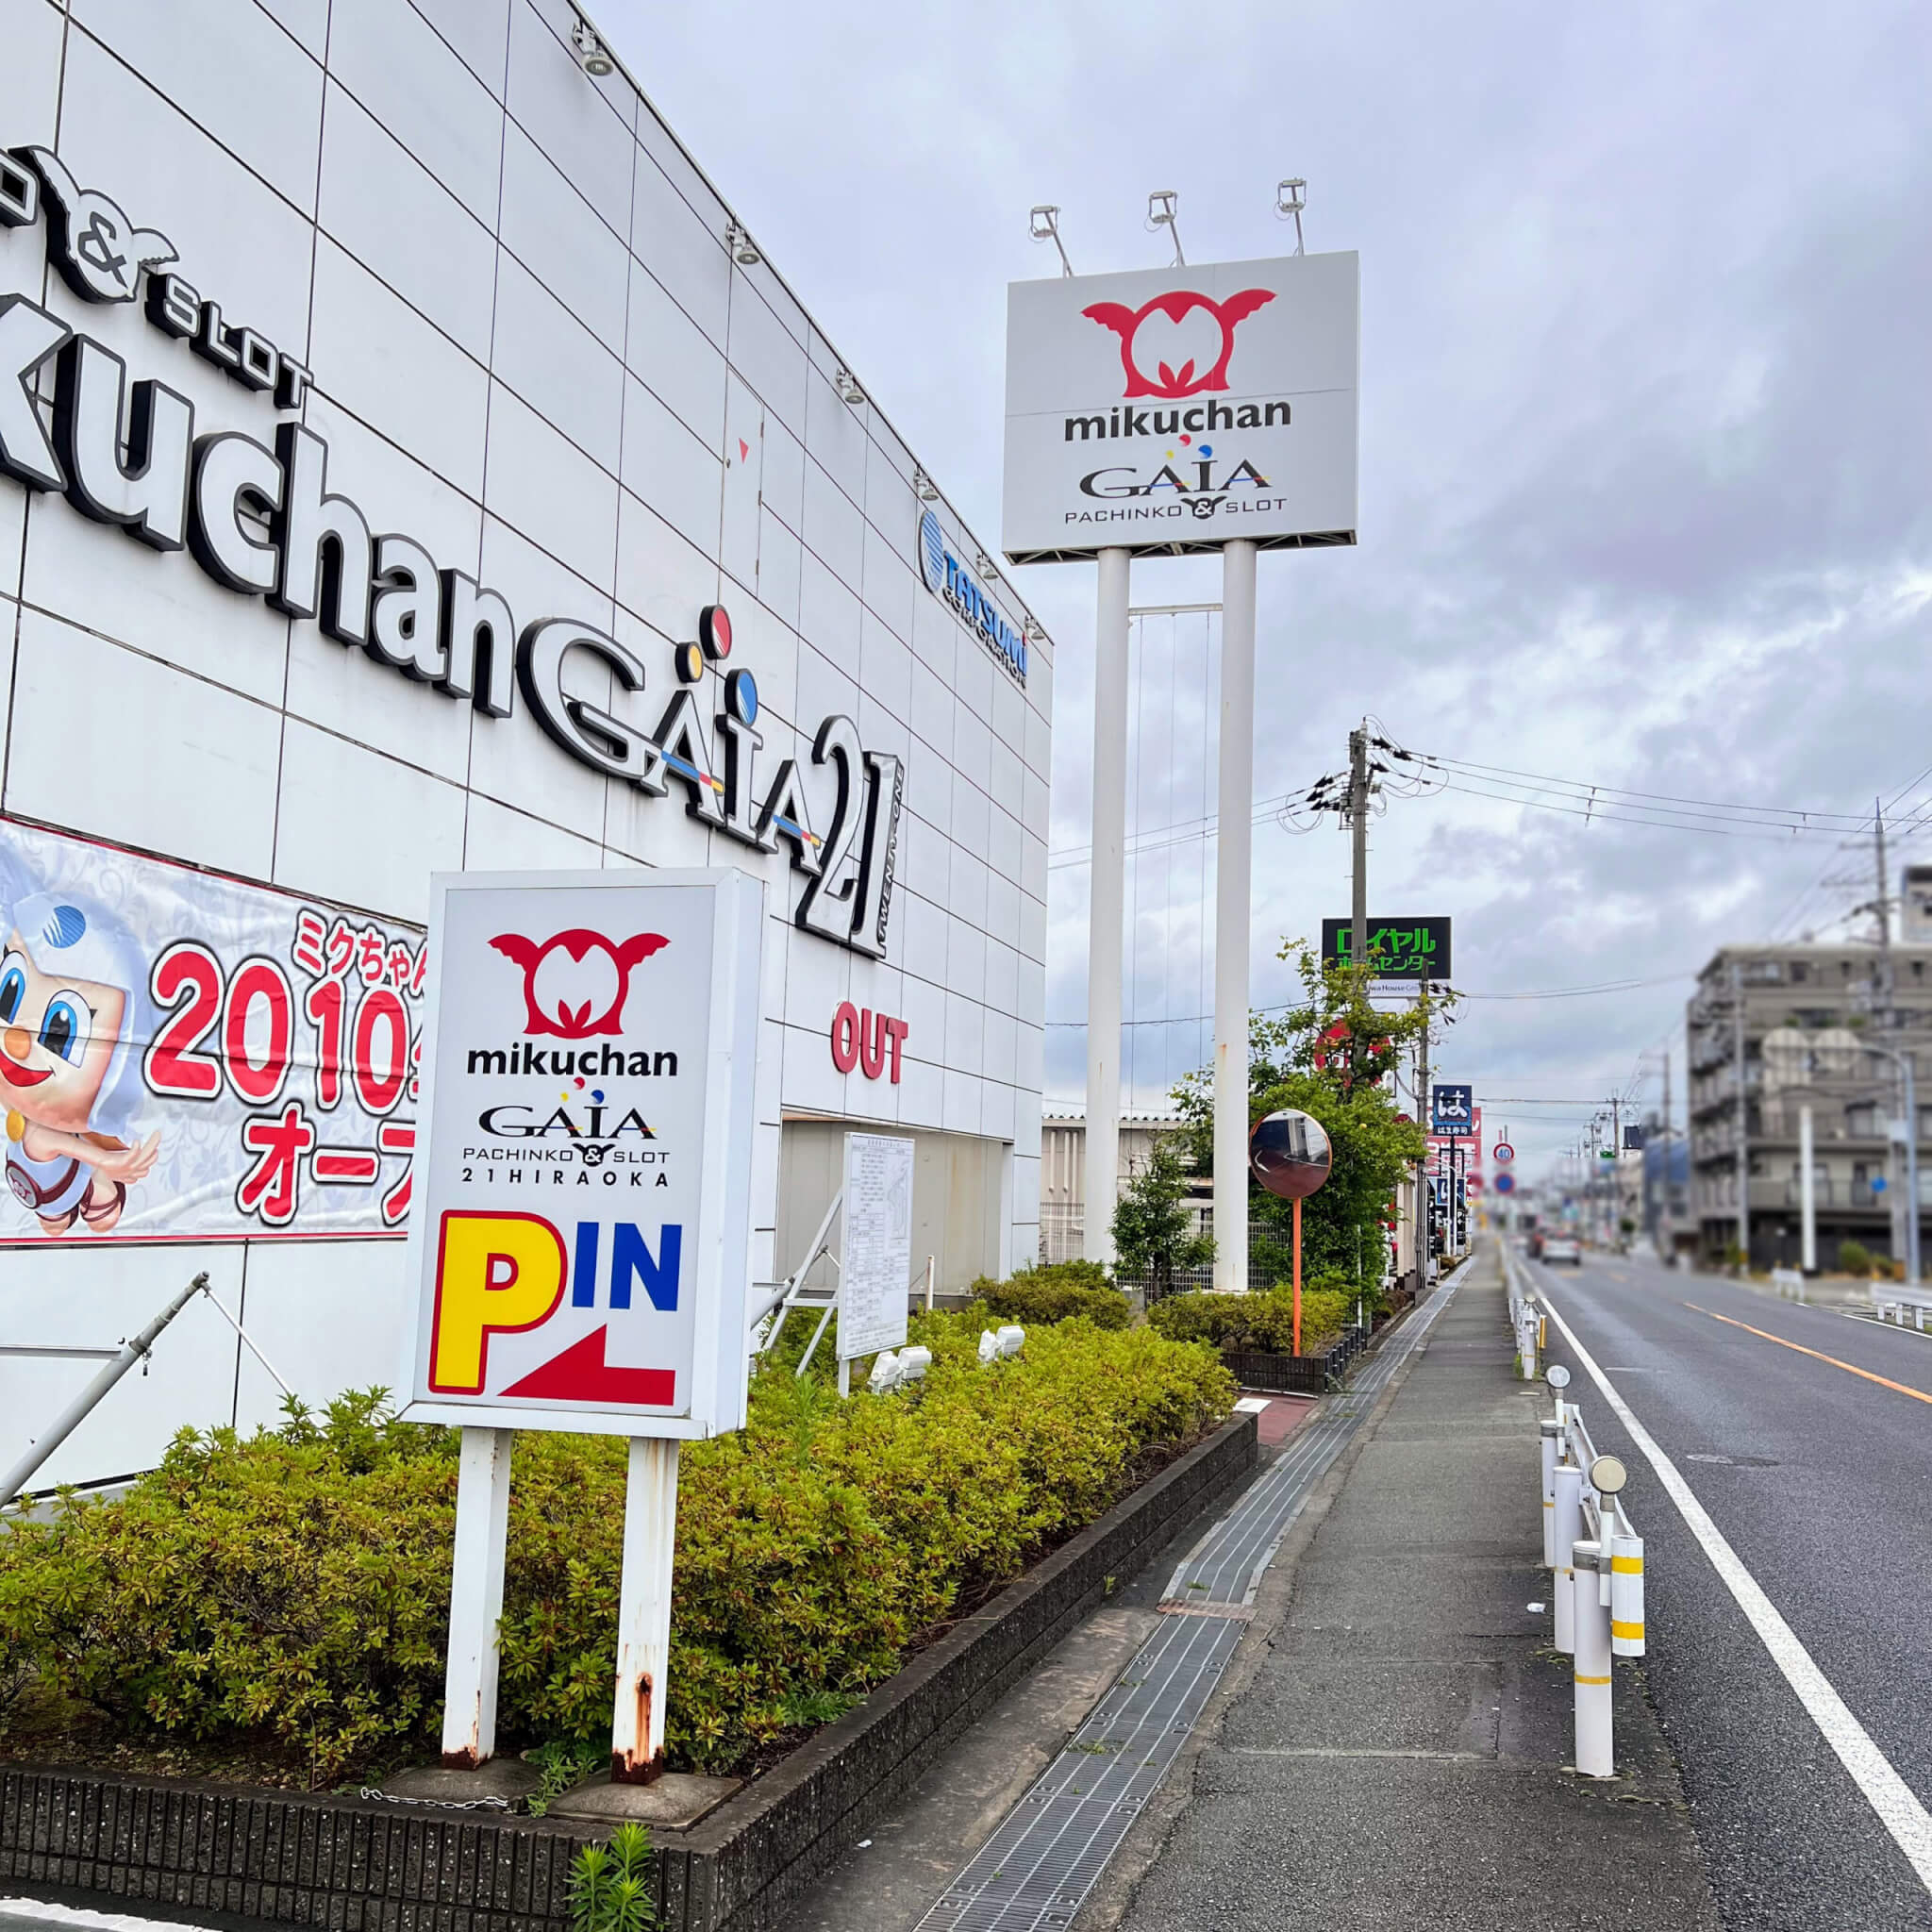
1292;1195;1303;1355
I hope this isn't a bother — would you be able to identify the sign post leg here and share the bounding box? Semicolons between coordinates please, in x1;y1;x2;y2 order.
1085;545;1131;1268
610;1435;682;1784
1213;539;1258;1292
441;1425;513;1768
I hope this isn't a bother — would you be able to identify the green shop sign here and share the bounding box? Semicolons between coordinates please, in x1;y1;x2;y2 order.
1321;917;1453;980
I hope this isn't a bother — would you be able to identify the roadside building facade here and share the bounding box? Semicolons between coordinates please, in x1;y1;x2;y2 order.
1039;1110;1206;1266
0;0;1052;1488
1688;942;1932;1270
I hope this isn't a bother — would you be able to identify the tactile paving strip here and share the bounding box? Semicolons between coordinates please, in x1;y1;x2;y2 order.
913;1265;1467;1932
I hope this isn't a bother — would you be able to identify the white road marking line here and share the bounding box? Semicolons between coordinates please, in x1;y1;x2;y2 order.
1538;1284;1932;1895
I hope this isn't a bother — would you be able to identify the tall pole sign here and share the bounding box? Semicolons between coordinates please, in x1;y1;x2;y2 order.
400;867;763;1781
1003;250;1359;1287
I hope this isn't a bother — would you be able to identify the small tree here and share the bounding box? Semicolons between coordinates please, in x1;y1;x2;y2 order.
1113;1134;1214;1298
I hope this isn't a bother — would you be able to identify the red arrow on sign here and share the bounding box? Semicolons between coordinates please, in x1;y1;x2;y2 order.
502;1326;675;1406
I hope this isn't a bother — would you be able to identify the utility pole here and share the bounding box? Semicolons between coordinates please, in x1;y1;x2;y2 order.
1347;722;1370;1087
1874;796;1892;981
1732;958;1749;1267
1586;1116;1598;1245
1661;1049;1673;1248
1610;1094;1622;1249
1414;983;1431;1290
1348;722;1369;976
1874;798;1902;1265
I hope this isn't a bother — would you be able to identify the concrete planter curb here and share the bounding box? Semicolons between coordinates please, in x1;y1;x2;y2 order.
0;1411;1257;1932
0;1766;591;1930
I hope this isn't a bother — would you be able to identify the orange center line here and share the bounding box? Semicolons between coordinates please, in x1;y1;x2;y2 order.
1683;1303;1932;1407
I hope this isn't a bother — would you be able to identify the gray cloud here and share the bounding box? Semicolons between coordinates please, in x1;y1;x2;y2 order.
601;0;1932;1175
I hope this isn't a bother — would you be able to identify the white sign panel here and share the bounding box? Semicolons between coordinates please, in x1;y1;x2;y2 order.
838;1131;914;1359
1003;252;1358;561
401;869;762;1439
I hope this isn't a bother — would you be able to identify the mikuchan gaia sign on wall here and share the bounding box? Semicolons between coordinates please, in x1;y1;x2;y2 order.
400;867;762;1780
0;145;905;963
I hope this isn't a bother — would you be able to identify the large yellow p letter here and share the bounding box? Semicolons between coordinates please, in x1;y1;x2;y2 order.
429;1211;568;1394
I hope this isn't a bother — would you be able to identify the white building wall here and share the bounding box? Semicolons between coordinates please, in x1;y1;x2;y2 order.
0;0;1050;1484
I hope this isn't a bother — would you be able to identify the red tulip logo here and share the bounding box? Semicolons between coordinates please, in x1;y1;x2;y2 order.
1080;288;1275;400
488;929;670;1040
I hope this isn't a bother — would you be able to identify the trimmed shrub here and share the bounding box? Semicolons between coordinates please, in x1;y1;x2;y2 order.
0;1317;1229;1786
1147;1286;1352;1357
969;1260;1130;1329
1839;1240;1873;1278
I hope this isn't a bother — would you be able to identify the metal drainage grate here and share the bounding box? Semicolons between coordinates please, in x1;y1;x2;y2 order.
912;1265;1468;1931
916;1610;1242;1932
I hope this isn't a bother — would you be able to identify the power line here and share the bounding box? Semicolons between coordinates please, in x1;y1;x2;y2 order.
1456;974;1689;999
1047;790;1302;871
1427;754;1888;827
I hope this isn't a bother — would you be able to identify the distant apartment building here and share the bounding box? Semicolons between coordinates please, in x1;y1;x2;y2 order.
1688;942;1932;1269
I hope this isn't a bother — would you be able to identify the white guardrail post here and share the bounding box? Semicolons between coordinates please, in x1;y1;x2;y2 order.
1540;1417;1561;1567
1522;1257;1646;1780
1552;1458;1583;1654
1572;1536;1614;1776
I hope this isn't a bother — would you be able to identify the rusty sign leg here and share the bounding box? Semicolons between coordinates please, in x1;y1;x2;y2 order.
610;1435;681;1785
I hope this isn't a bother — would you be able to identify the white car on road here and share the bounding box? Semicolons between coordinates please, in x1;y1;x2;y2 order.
1541;1236;1582;1266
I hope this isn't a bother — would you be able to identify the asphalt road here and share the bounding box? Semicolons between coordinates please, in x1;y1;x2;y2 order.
1527;1248;1932;1931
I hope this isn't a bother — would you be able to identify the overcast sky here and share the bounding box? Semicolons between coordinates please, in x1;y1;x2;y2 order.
602;0;1932;1179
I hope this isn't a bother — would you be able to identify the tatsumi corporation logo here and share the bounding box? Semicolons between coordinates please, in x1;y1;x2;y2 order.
20;148;176;304
918;508;946;593
489;930;671;1040
1081;288;1275;399
914;510;1026;684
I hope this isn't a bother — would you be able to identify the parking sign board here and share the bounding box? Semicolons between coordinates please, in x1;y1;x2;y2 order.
400;869;763;1440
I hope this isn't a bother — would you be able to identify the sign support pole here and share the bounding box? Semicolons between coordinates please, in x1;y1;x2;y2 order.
1085;546;1131;1267
610;1436;682;1784
1291;1195;1303;1354
1213;539;1258;1292
440;1426;513;1768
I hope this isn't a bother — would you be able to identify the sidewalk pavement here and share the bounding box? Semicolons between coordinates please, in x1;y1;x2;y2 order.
1092;1247;1719;1932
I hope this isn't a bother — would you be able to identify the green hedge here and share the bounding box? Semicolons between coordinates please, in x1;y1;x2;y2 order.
1146;1284;1354;1356
0;1313;1229;1786
969;1259;1130;1329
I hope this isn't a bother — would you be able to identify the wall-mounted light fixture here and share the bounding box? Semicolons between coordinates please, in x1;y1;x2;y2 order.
913;469;939;502
725;221;761;266
835;370;866;407
974;549;997;580
1024;619;1046;643
570;16;614;75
